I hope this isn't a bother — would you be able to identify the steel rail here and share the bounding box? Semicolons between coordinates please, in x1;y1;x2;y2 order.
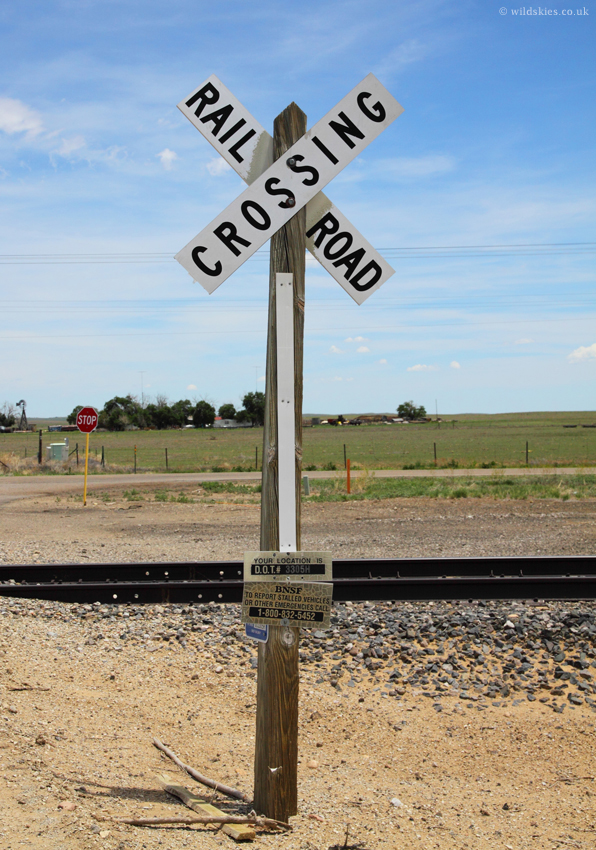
1;555;595;584
0;557;595;604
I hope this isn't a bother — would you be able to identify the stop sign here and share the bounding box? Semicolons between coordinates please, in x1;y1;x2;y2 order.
76;407;98;433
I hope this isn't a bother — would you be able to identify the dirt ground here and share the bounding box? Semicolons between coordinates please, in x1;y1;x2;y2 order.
1;488;595;849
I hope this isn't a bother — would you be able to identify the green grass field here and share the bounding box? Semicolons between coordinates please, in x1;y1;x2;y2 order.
3;410;596;473
62;475;596;505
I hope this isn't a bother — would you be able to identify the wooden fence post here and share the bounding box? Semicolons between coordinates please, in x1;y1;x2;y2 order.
254;101;306;823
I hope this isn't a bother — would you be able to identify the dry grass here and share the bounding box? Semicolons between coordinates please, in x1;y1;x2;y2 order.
0;452;126;476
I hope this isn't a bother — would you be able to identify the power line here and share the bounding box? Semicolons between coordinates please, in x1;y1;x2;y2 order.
1;314;593;342
0;242;594;264
1;292;596;314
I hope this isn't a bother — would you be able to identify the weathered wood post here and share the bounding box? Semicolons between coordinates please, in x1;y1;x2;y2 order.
254;102;306;822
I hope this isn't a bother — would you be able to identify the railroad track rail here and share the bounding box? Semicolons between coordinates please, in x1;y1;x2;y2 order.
1;557;595;604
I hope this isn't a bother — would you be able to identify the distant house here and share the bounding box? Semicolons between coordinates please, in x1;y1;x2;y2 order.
213;417;252;429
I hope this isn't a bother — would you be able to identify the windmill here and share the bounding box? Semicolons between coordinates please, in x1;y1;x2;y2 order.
16;400;28;431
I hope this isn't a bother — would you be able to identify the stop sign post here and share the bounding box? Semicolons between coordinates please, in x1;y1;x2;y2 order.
76;407;98;506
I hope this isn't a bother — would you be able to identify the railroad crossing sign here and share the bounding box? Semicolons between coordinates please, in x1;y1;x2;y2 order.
176;74;403;304
174;75;403;823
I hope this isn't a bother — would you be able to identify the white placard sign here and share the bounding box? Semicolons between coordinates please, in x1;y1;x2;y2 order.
242;581;333;628
244;551;333;582
176;74;403;296
177;75;396;304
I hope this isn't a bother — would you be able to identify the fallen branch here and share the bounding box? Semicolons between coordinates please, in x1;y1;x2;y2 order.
153;738;252;803
116;813;291;830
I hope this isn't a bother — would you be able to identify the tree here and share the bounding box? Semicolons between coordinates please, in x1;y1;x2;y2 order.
144;402;175;430
193;400;216;428
397;400;427;420
98;395;142;431
237;391;265;426
66;405;83;425
218;403;237;420
0;402;16;428
169;399;195;428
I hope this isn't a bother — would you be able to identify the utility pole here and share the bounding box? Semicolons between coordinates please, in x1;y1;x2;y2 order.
139;371;146;408
255;102;306;822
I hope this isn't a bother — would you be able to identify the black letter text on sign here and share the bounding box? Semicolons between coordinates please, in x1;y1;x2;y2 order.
175;74;403;297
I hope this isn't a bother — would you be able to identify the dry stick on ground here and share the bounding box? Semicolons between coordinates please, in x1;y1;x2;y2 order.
116;814;292;830
153;738;252;803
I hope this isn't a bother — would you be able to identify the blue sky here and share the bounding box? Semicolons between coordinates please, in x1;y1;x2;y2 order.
1;0;594;417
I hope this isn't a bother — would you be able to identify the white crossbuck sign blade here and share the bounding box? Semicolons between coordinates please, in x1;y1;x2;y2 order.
176;74;403;304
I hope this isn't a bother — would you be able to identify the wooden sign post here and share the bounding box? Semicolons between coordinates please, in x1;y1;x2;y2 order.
174;74;403;822
254;104;306;821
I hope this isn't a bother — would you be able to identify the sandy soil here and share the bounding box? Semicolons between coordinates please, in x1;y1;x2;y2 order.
1;490;595;849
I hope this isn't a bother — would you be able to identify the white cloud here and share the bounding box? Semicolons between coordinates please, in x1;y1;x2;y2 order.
52;136;86;161
329;345;344;354
373;39;429;78
333;376;343;381
357;346;370;353
514;338;534;345
378;359;387;364
187;384;197;390
407;364;438;372
206;157;232;176
380;154;456;179
0;97;43;136
258;375;265;382
568;343;596;364
157;148;177;170
450;361;461;369
50;137;127;167
344;335;367;343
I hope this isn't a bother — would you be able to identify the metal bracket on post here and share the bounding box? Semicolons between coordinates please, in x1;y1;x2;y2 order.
276;273;297;553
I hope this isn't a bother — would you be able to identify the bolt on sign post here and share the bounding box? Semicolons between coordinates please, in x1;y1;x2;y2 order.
76;407;98;506
175;73;403;822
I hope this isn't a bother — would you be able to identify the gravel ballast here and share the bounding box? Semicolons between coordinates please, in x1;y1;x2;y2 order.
1;491;595;849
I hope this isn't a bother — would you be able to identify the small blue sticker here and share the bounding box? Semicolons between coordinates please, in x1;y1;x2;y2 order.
245;623;269;642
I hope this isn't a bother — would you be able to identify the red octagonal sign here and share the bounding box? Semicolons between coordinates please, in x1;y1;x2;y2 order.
76;407;99;433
